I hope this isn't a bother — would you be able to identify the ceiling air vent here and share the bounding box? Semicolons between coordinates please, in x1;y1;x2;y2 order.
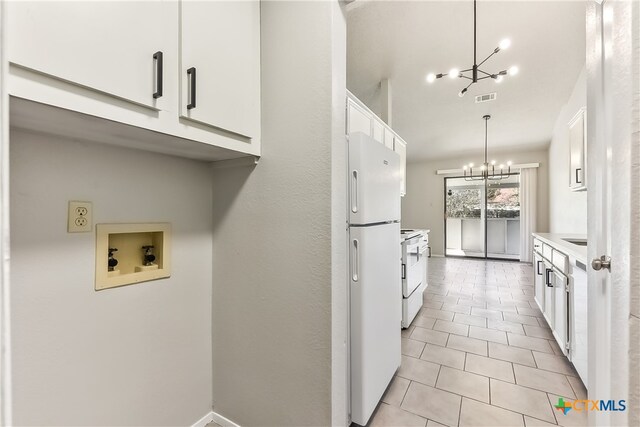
475;92;497;103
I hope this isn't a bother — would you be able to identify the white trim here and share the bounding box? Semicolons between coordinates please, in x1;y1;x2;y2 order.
436;162;540;175
211;411;241;427
191;411;214;427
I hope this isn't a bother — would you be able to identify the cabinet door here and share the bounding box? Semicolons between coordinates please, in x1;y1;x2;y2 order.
180;0;260;138
384;128;395;150
533;253;545;312
7;1;176;110
543;262;555;328
347;99;372;136
394;138;407;196
372;118;384;144
568;108;587;191
553;271;569;356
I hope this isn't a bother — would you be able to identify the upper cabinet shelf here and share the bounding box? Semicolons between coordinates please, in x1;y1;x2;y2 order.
5;0;261;162
568;107;587;192
346;91;407;197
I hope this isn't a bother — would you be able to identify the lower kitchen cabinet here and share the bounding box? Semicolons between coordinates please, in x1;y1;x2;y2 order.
553;269;569;356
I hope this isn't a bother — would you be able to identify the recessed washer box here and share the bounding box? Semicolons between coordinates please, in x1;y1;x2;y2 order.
95;223;171;290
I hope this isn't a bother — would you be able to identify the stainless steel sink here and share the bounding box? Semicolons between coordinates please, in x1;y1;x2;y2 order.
562;238;587;246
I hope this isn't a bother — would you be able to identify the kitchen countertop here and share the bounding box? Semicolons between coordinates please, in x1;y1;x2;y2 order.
532;232;588;264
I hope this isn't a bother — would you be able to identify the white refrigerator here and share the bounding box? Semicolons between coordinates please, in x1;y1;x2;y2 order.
349;132;401;426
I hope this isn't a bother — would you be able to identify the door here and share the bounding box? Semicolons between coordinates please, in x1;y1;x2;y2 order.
348;133;400;225
533;252;545;312
372;118;384;144
384;128;395;150
7;1;176;110
394;137;407;196
553;271;569;356
568;108;587;190
543;261;555;329
350;222;401;426
587;1;637;424
347;98;372;136
180;0;260;138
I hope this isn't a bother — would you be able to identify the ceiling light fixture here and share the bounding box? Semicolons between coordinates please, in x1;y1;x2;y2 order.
426;0;519;97
463;115;512;181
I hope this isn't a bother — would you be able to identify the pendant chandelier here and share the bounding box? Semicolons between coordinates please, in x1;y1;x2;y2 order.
426;0;519;97
463;115;512;181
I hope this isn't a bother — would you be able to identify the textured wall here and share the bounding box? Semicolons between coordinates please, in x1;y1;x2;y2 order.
402;149;549;256
10;130;213;426
210;1;347;425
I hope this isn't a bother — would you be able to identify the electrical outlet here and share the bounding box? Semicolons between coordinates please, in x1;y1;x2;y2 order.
68;201;92;233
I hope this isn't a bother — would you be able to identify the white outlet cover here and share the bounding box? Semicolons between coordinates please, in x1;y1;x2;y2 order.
68;201;92;233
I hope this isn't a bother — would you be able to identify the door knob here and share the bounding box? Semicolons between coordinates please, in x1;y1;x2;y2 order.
591;255;611;271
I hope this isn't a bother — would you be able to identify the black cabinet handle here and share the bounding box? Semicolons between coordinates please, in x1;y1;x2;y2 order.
153;51;163;99
536;260;543;275
545;268;553;287
187;67;196;110
575;168;582;184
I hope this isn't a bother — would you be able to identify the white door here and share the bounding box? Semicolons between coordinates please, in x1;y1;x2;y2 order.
350;222;401;426
553;271;568;356
349;133;401;225
347;99;373;136
543;261;555;329
394;137;407;196
7;1;177;111
372;118;384;144
180;0;260;138
586;1;638;425
533;252;545;312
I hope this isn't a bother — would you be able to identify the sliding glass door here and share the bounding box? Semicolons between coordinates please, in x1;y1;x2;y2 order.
445;174;521;260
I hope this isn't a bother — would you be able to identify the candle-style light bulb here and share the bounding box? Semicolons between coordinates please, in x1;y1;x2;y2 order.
469;163;474;168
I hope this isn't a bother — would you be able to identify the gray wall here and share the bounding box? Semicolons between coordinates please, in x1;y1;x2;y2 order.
548;66;588;234
10;130;213;426
210;1;347;426
402;149;549;256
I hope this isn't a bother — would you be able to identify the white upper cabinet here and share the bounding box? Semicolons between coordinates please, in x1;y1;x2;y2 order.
180;0;260;139
347;98;373;137
383;128;395;150
568;108;587;191
394;137;407;197
372;118;384;144
7;1;177;111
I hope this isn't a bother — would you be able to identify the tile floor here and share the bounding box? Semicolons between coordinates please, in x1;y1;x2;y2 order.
368;257;588;427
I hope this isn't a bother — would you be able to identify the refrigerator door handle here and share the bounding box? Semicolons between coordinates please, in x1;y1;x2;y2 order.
352;238;359;282
351;170;359;213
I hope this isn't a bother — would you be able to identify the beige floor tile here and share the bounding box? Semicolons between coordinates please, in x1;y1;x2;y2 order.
471;307;505;320
421;308;456;321
410;327;449;346
532;351;579;377
420;343;466;370
433;319;469;336
447;334;488;356
401;382;461;427
423;301;444;310
440;302;472;314
567;375;587;400
402;338;426;358
397;355;440;386
487;319;526;335
490;379;556;424
453;313;487;327
523;415;557;426
503;312;540;326
370;403;428;427
464;353;514;383
469;325;508;344
412;316;437;329
459;397;525;426
382;376;411;407
402;325;416;338
524;324;555;340
547;393;589;426
436;366;490;403
517;306;545;318
507;333;554;353
488;342;536;367
425;420;447;427
513;364;575;398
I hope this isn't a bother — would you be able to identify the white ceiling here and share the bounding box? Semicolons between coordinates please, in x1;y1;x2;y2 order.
347;0;586;162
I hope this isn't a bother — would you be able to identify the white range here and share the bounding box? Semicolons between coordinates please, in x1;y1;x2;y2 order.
400;229;430;328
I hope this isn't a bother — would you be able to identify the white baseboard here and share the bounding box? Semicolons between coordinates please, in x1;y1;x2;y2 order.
211;411;241;427
191;411;214;427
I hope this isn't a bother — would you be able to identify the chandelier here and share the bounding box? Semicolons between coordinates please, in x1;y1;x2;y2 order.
463;115;512;181
426;0;519;97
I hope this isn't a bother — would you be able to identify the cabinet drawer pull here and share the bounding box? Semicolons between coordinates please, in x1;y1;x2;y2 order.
153;51;163;99
536;260;543;275
545;268;553;287
575;167;582;184
187;67;197;110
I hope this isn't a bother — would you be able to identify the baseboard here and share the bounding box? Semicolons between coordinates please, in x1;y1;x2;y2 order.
191;411;214;427
211;411;241;427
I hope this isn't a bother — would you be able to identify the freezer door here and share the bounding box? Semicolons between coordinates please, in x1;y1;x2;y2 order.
349;132;401;225
350;222;401;425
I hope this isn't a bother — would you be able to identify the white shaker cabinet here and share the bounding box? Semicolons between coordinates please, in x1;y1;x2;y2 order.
372;118;385;144
394;137;407;197
347;98;373;137
568;108;587;191
180;0;260;139
7;0;177;111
